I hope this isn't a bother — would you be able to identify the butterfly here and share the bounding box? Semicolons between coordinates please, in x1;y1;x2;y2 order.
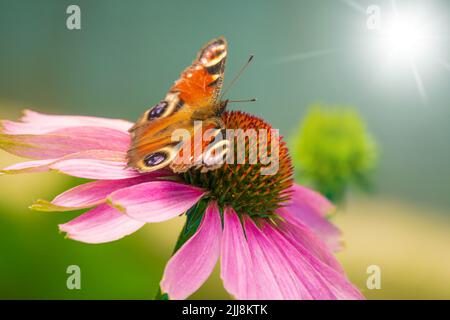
127;37;230;174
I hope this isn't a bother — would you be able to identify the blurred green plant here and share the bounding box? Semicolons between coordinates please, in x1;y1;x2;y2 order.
291;105;378;204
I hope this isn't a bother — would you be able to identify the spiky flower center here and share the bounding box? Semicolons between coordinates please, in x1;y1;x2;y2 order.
183;111;293;217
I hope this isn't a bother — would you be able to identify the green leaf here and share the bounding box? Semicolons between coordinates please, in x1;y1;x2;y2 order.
172;199;208;254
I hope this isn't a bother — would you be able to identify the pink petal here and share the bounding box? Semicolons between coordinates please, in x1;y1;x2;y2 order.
160;202;222;300
220;208;258;299
1;159;56;174
0;150;136;179
1;109;133;134
244;217;361;299
59;204;145;244
107;181;205;223
243;217;299;299
50;126;130;151
262;222;364;300
277;207;344;274
286;184;342;251
49;150;140;180
0;127;130;159
31;175;160;212
291;184;335;216
1;150;157;180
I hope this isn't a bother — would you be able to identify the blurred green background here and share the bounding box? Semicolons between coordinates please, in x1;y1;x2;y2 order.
0;0;449;299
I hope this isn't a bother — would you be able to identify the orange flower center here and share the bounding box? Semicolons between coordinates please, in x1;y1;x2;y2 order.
182;111;293;216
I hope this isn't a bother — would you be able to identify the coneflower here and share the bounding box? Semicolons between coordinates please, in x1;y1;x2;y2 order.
0;109;363;300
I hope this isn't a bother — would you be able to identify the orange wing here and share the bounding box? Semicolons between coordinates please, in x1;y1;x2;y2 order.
127;37;228;173
171;36;227;113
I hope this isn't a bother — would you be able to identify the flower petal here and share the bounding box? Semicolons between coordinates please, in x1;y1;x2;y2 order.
51;126;130;151
262;222;364;300
220;208;258;299
107;181;205;223
291;184;335;216
287;184;342;251
49;150;140;180
277;207;344;274
1;150;151;180
244;217;363;299
0;127;129;159
59;204;145;244
31;175;161;212
1;159;56;174
160;202;222;300
1;109;133;134
243;217;297;299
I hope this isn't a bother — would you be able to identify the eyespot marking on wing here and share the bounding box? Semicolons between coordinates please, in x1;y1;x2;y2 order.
138;146;178;172
144;152;166;166
147;101;169;120
144;93;187;123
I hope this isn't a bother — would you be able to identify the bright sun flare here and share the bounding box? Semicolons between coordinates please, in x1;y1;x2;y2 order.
382;11;433;62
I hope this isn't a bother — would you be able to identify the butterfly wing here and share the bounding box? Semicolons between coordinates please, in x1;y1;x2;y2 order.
127;37;228;173
127;109;196;171
172;36;227;113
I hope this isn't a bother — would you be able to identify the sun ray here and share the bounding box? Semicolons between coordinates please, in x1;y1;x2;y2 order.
273;48;341;64
409;58;428;104
339;0;366;14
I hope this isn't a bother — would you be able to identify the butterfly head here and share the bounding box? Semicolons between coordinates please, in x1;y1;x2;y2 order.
215;99;229;116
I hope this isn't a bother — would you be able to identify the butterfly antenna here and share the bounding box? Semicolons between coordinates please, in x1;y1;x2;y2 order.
228;98;257;103
220;55;254;99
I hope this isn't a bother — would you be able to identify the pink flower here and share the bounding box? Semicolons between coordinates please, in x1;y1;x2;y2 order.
0;109;364;300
